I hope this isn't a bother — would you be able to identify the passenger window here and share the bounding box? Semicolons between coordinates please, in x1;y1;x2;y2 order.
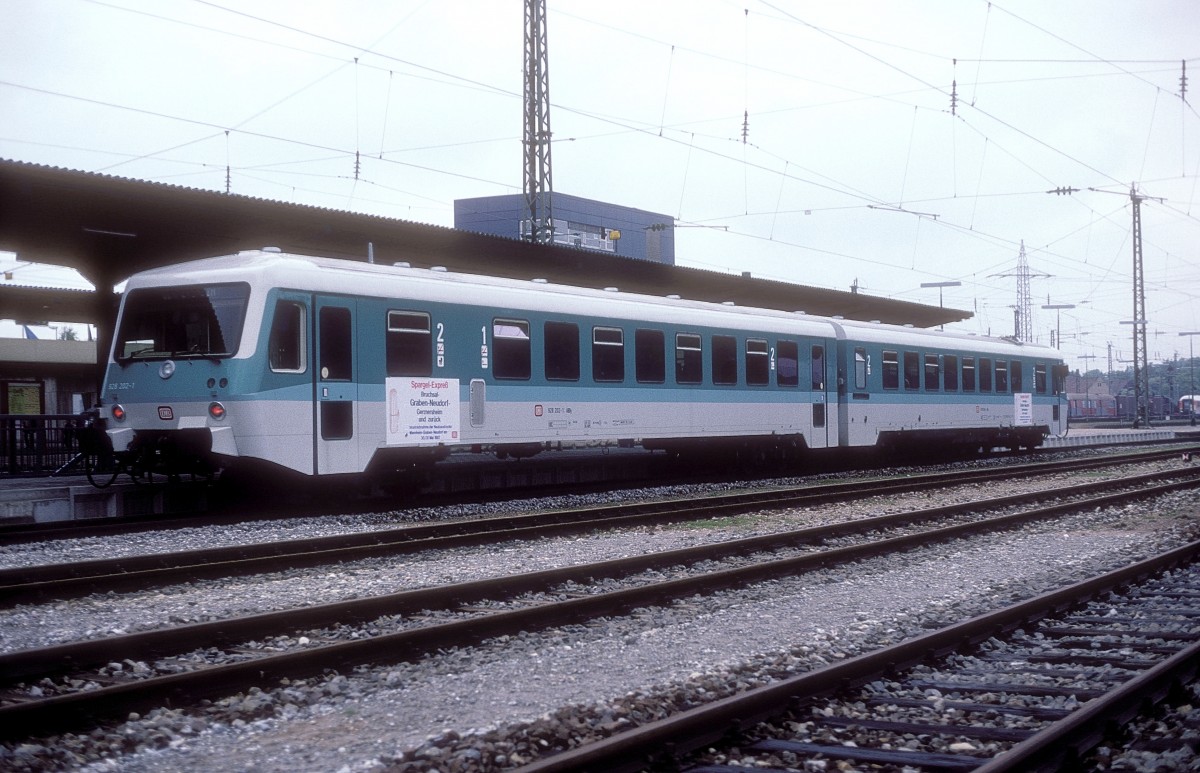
777;340;799;387
493;319;531;380
995;360;1009;392
943;355;959;391
386;310;432;377
593;327;624;382
676;333;703;384
269;300;305;373
854;348;867;390
1011;360;1023;392
882;350;899;390
544;321;579;381
980;357;993;392
319;306;352;381
962;357;976;392
635;329;665;383
1034;363;1047;394
713;335;737;385
924;354;940;391
903;351;920;390
811;346;825;390
746;339;770;386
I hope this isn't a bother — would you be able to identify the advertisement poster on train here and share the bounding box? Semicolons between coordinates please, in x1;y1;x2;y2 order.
386;377;460;444
1014;392;1033;426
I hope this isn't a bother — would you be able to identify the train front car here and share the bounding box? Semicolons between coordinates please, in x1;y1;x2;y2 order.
100;259;261;480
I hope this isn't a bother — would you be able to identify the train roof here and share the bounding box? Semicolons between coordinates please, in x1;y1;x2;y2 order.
125;250;1060;359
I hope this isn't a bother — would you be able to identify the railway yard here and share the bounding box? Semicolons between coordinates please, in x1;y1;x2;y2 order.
2;439;1200;771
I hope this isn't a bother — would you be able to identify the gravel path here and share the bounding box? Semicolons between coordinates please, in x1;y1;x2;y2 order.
1;461;1198;771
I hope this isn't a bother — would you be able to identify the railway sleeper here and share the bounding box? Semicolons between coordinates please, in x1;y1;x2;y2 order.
816;715;1037;743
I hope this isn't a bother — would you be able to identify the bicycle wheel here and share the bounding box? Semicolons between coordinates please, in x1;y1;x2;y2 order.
84;453;120;489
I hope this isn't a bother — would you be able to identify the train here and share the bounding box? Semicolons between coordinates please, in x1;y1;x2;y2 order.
1067;393;1117;420
98;249;1069;484
1181;395;1199;416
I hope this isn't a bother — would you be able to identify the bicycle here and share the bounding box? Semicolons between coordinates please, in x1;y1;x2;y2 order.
52;409;153;489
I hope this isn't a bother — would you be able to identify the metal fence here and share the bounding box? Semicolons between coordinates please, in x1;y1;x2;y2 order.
0;414;90;477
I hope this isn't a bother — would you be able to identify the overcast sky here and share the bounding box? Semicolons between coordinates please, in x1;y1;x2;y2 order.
2;0;1198;377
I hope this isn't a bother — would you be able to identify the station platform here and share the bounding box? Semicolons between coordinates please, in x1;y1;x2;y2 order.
1;427;1197;526
0;475;208;526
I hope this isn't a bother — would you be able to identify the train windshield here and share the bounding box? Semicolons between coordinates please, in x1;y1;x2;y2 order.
114;283;251;362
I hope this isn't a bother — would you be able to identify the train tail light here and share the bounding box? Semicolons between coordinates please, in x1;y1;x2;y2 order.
208;402;227;421
111;404;126;422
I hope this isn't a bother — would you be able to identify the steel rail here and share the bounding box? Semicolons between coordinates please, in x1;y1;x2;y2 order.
1;450;1195;606
515;539;1200;773
2;443;1192;547
1;474;1198;742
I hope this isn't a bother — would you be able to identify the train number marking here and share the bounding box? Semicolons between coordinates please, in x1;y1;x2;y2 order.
436;322;446;368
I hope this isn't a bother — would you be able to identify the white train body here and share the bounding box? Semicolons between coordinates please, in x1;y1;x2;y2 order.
100;250;1068;478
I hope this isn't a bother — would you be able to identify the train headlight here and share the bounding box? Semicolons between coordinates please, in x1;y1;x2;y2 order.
158;360;176;379
111;404;126;422
208;402;227;421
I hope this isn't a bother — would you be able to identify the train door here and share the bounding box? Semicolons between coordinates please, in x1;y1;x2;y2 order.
313;296;359;475
809;342;832;448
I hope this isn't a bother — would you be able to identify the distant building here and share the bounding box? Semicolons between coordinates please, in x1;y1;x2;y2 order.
0;337;97;414
454;193;676;265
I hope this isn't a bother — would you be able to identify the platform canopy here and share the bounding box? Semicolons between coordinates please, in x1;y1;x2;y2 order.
0;159;971;329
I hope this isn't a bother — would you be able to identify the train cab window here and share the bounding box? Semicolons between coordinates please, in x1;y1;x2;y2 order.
943;355;959;391
746;339;770;386
811;346;826;390
962;357;976;392
635;329;665;383
269;300;306;373
713;335;738;385
675;333;703;384
777;340;799;387
995;360;1009;392
593;327;625;382
544;321;579;381
980;358;993;392
903;351;920;390
1010;360;1023;392
924;354;940;391
882;350;899;390
1034;363;1047;394
854;348;868;390
386;311;432;377
319;306;352;381
493;319;531;380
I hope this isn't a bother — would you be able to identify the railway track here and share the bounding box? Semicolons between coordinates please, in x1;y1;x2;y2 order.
1;443;1194;548
2;447;1197;606
2;468;1198;745
519;540;1200;772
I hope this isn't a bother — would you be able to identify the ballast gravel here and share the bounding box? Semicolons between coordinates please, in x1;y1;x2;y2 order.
1;462;1199;771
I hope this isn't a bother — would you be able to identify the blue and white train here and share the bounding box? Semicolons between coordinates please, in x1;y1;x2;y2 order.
99;249;1068;481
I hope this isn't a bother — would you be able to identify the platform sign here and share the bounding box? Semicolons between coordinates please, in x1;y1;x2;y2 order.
386;377;460;445
1014;392;1034;426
